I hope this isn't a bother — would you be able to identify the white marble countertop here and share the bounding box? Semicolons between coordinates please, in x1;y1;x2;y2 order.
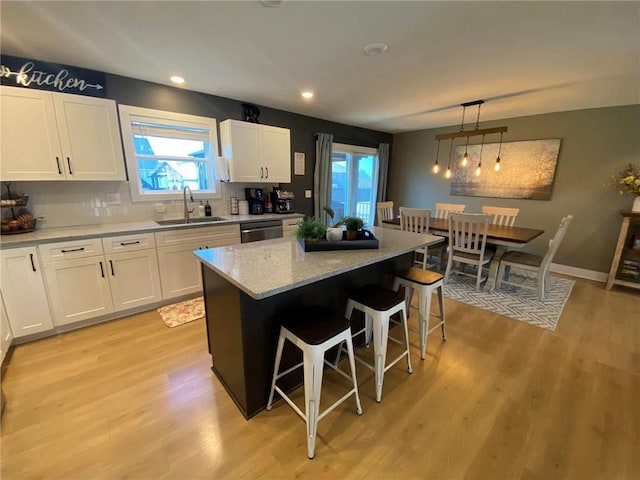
0;213;303;248
194;226;444;300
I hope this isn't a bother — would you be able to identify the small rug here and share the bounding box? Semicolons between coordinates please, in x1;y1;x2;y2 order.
157;296;205;328
442;271;575;331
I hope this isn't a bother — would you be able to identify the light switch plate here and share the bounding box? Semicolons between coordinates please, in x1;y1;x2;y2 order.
305;190;312;198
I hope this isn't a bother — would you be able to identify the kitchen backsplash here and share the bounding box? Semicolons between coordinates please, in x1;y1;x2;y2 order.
11;181;279;229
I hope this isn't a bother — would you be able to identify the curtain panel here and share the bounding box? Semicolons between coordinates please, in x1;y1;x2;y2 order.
313;133;334;224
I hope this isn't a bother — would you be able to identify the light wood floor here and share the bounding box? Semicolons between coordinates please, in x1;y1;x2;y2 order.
1;278;639;479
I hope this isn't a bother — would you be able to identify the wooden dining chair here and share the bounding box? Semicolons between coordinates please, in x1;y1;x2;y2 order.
482;206;520;226
399;207;433;269
496;215;573;301
434;203;466;219
376;201;394;226
432;203;466;270
444;213;494;291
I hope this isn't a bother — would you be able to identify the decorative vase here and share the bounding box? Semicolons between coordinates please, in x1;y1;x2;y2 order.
326;227;343;242
633;196;640;213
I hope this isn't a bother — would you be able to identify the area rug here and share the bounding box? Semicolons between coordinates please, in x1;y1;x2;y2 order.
157;296;205;328
442;272;575;331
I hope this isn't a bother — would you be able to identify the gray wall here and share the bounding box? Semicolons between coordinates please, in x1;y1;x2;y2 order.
388;105;640;274
106;74;393;216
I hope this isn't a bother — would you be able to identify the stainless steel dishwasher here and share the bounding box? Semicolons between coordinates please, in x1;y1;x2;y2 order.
240;220;283;243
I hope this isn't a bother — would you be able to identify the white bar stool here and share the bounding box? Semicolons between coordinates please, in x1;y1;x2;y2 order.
393;267;446;360
266;305;362;459
343;284;412;403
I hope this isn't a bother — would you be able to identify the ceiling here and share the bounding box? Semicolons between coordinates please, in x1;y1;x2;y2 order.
1;1;639;133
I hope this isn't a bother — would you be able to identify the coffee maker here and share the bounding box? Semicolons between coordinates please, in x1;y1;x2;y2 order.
270;189;295;214
245;188;264;215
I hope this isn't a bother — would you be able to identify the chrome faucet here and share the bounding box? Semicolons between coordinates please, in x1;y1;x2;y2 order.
183;186;195;222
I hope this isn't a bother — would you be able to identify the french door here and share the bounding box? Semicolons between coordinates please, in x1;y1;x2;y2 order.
330;143;379;227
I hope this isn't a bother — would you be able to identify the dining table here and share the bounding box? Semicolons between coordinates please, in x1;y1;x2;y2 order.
382;217;545;291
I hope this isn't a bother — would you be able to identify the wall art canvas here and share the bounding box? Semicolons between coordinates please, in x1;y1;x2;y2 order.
450;139;561;200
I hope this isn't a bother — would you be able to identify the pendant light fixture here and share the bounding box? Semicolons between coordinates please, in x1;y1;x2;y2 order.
461;135;470;167
475;134;485;177
432;139;441;174
433;99;508;179
494;132;504;172
445;138;455;179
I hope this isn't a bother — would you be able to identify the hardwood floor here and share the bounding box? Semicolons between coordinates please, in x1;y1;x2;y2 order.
1;278;638;479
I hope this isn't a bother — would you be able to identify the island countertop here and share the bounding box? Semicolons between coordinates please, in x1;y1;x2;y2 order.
194;226;444;300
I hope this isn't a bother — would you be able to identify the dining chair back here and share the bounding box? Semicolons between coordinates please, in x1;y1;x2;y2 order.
434;203;466;219
496;215;573;300
482;206;520;226
445;213;493;291
400;207;432;269
376;201;394;226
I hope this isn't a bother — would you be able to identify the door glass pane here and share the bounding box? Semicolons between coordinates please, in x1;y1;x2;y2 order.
331;152;348;221
355;154;376;226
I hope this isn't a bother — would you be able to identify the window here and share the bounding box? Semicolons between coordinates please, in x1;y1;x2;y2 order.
330;143;379;227
119;105;220;202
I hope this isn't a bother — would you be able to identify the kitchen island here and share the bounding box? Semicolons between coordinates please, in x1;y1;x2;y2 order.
194;226;443;418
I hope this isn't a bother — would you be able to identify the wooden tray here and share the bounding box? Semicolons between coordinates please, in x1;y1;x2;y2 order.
298;230;379;252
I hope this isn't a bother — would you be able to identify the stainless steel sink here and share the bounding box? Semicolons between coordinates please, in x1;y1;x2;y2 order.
156;217;228;226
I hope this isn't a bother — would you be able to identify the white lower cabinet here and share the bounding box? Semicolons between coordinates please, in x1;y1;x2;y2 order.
40;232;162;327
155;224;241;300
0;246;55;337
282;218;301;237
106;249;162;311
102;232;162;311
0;292;13;364
43;255;114;326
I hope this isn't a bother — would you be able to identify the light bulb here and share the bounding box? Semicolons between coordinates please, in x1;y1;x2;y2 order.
461;153;468;167
432;162;439;174
475;165;482;176
494;156;501;172
445;168;451;178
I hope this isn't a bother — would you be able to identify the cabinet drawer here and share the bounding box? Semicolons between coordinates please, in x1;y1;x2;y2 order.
282;218;301;232
102;232;156;254
39;238;104;262
155;224;240;247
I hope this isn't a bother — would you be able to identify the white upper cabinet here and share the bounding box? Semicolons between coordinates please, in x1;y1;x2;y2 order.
0;86;125;181
220;119;291;183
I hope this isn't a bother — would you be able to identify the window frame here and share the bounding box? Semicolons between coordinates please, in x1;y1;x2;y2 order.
118;104;221;202
331;142;380;227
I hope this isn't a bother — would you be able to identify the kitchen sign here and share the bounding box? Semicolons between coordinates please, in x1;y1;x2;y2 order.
0;54;106;97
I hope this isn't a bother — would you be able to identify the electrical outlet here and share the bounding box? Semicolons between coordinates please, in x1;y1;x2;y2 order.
305;189;312;198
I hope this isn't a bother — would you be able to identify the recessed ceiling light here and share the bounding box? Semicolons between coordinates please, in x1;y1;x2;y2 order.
261;0;286;7
170;75;185;85
301;91;314;99
363;43;388;56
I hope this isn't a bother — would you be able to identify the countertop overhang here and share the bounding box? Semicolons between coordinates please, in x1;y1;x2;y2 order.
194;226;444;300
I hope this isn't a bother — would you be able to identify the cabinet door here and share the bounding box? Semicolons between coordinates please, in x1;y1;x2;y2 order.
53;93;126;181
221;120;262;182
0;247;55;337
43;256;114;326
0;86;65;180
157;242;205;300
106;249;162;311
261;125;291;183
0;292;13;365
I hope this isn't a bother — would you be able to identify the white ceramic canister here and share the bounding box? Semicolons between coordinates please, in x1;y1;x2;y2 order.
238;200;249;215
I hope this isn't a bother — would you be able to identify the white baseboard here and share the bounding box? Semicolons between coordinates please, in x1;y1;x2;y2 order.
550;263;607;283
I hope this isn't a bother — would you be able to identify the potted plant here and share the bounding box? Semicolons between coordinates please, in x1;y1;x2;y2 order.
294;216;327;242
342;216;365;240
322;206;343;242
